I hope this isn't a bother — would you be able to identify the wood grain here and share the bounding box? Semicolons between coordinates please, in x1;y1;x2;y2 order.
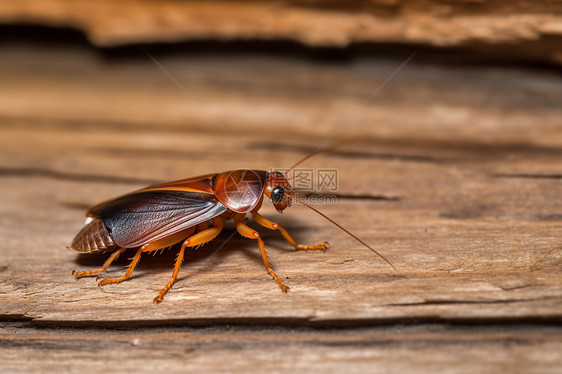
0;42;561;372
0;0;561;65
1;323;561;373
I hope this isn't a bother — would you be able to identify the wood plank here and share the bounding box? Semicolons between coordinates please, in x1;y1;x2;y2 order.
0;44;560;329
1;322;561;373
1;37;561;372
0;0;561;65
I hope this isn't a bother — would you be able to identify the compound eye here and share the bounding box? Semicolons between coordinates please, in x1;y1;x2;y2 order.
271;186;285;203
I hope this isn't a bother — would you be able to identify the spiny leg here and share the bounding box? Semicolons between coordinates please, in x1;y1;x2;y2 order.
97;245;147;286
252;212;328;251
235;214;289;292
153;217;224;304
153;242;186;304
72;247;127;279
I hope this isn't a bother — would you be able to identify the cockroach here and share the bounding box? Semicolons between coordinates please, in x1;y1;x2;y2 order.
69;152;395;303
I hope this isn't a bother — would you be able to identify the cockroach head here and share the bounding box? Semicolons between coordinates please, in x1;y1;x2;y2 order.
264;171;293;213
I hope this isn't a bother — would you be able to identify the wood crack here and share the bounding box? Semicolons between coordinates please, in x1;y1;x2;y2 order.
250;142;440;163
385;296;562;307
298;191;400;201
0;167;158;185
0;114;216;135
491;173;562;180
1;313;557;329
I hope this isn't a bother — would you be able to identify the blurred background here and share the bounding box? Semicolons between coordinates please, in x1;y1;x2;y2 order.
1;0;561;187
1;0;560;224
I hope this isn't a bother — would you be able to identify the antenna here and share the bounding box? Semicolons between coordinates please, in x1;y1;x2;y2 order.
287;193;397;271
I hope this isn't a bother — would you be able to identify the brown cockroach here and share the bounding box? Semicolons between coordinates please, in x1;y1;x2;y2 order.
70;152;395;303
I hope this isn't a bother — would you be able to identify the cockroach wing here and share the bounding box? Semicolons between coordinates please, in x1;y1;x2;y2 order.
91;190;227;248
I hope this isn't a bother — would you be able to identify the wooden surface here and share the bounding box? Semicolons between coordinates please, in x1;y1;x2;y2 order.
0;0;561;65
0;41;561;372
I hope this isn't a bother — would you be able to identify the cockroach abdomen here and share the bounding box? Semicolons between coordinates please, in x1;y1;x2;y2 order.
69;218;116;253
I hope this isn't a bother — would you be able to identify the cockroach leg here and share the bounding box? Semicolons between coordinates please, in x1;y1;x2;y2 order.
251;212;329;251
153;243;186;304
153;217;224;304
72;247;127;279
196;221;210;232
97;245;148;286
235;214;289;293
